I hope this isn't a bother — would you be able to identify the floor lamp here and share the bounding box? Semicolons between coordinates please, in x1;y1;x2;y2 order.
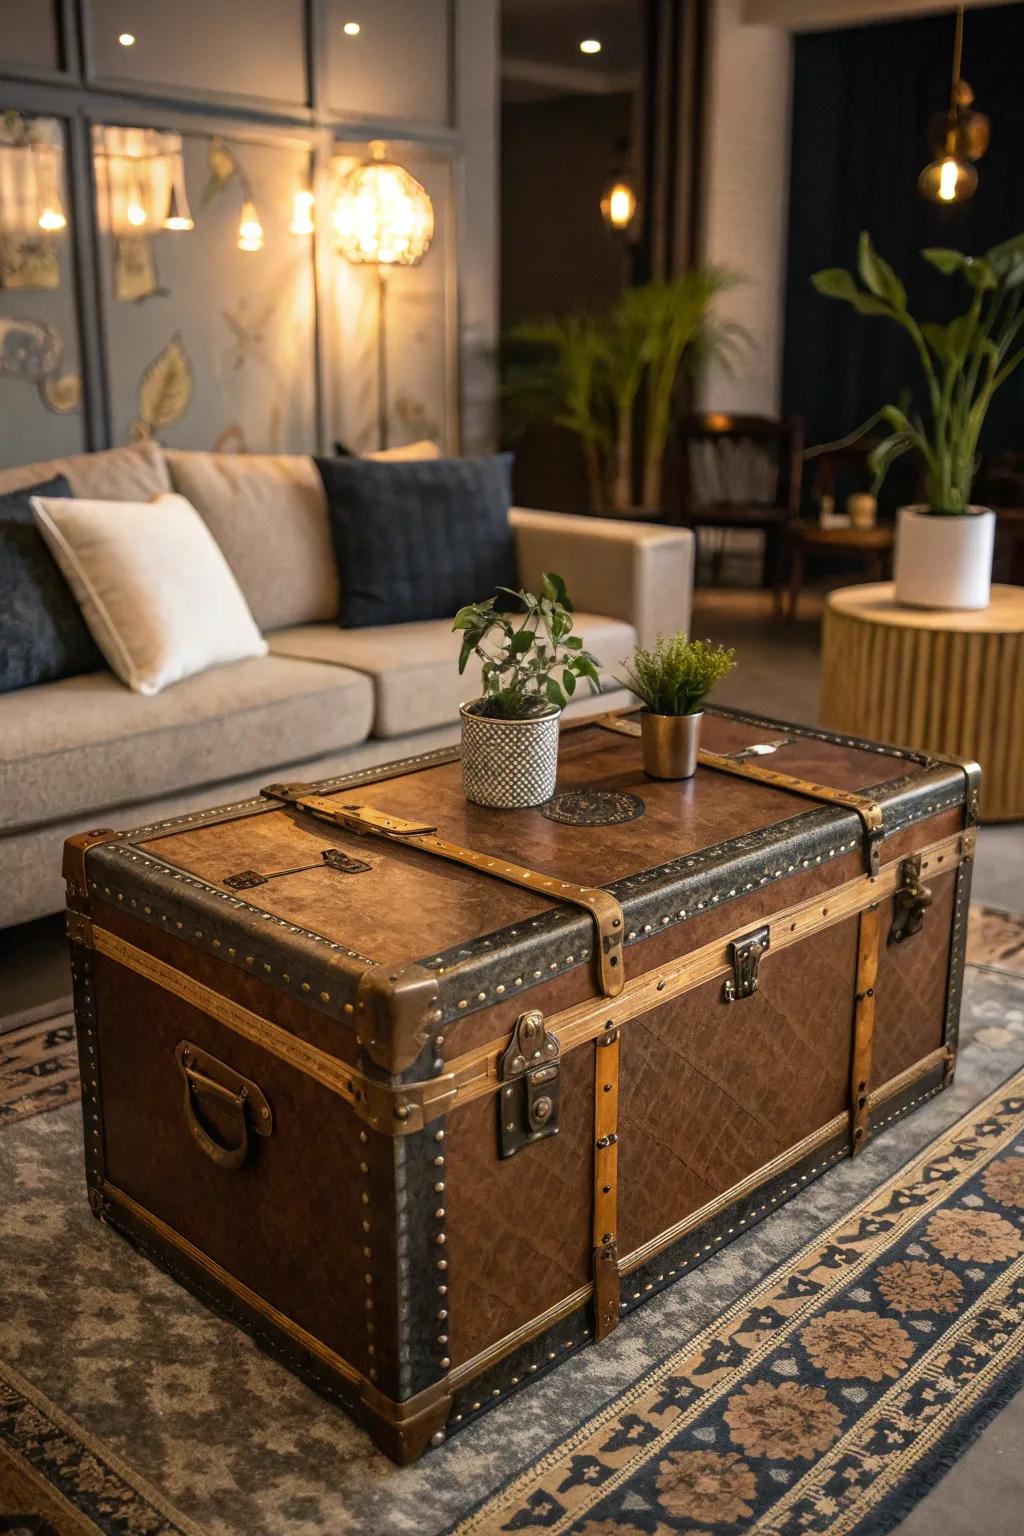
333;142;435;450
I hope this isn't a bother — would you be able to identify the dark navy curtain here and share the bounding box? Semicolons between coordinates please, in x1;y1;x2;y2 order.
783;3;1024;466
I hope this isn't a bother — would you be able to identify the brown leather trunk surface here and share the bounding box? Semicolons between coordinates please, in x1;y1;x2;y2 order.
69;710;971;1440
134;713;927;970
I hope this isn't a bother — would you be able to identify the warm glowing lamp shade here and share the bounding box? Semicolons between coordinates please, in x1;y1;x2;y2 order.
332;146;435;451
919;7;988;205
919;153;978;204
332;154;434;267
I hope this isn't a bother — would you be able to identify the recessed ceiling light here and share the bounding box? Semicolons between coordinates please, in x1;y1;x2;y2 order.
118;32;135;47
579;39;602;55
343;21;361;35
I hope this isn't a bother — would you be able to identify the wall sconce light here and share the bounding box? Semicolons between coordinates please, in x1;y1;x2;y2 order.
163;183;193;231
237;199;264;252
34;143;68;231
289;187;315;236
332;141;434;448
92;126;194;235
919;5;989;204
0;117;69;234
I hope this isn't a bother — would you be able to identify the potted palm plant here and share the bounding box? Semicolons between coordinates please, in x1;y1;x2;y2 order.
619;633;736;779
813;231;1024;609
502;271;744;516
453;574;601;808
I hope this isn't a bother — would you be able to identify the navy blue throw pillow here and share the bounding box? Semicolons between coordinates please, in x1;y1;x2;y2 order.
0;475;105;693
315;453;518;628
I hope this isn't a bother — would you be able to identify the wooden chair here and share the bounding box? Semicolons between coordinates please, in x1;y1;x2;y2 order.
786;439;894;620
675;414;804;604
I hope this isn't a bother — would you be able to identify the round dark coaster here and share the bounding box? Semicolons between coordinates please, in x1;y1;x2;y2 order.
541;787;646;827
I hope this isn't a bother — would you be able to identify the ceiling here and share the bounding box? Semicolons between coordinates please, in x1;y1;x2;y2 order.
501;0;643;101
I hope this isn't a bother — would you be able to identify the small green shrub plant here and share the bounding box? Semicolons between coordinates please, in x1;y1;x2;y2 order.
620;633;735;716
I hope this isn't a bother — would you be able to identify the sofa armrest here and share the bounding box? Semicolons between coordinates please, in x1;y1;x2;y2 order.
509;508;694;649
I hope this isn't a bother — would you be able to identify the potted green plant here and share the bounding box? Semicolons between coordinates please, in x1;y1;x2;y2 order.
502;270;745;516
619;633;736;779
812;230;1024;609
453;573;601;808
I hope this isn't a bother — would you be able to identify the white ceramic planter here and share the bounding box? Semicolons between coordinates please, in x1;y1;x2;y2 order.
893;505;996;611
460;701;561;809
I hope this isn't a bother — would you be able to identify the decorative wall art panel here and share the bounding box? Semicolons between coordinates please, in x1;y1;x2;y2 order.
87;0;308;108
324;0;452;127
96;129;317;454
0;112;85;469
328;142;456;456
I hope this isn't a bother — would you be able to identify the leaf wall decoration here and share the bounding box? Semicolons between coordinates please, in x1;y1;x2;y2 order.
137;333;193;434
202;137;240;207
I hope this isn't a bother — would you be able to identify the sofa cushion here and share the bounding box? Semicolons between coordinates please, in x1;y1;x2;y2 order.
0;441;170;500
315;453;517;628
268;612;636;738
0;475;105;694
165;451;336;632
0;654;373;834
33;493;268;696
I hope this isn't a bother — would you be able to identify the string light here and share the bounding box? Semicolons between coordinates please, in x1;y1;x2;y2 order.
237;199;264;252
289;188;315;235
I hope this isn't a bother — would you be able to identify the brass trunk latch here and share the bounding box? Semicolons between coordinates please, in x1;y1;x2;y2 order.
889;855;933;944
498;1010;561;1158
723;925;770;1003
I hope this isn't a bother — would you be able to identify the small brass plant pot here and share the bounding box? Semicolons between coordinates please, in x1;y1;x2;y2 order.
640;710;702;780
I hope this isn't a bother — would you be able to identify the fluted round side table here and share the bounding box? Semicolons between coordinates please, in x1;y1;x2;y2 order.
820;583;1024;822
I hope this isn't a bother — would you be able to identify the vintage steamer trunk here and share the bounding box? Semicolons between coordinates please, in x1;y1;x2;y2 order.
63;708;979;1463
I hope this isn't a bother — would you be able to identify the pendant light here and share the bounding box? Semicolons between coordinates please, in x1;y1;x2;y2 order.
600;136;638;235
919;6;990;204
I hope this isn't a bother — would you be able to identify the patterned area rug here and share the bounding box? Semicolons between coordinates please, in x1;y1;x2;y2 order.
0;1006;78;1127
1;921;1023;1536
453;1068;1024;1536
968;905;1024;979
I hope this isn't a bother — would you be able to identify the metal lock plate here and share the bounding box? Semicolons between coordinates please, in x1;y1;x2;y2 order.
723;925;770;1003
889;854;933;944
498;1009;561;1158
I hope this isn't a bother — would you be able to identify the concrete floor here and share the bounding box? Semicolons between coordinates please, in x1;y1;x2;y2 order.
1;578;1021;1532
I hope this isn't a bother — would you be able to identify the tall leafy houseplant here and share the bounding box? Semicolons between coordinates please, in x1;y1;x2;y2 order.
812;231;1024;515
503;270;743;515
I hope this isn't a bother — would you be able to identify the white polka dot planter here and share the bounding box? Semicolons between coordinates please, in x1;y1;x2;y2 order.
460;700;561;809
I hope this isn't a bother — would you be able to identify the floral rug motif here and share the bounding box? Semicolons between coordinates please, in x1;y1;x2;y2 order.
453;1067;1024;1536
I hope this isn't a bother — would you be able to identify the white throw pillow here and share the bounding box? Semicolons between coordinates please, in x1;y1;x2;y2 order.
31;492;267;695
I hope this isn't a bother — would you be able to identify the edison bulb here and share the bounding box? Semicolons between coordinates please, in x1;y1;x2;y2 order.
919;154;978;203
38;204;66;232
126;198;147;227
600;176;637;233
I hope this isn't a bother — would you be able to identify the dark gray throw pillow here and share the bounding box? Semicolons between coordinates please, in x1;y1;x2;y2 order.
315;453;517;628
0;475;105;693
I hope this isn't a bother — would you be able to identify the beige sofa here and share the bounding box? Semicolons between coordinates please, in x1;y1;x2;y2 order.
0;442;694;927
